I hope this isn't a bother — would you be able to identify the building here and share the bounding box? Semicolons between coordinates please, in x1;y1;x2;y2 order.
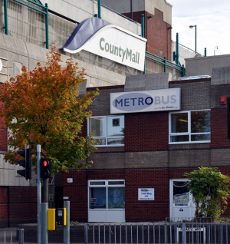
3;0;229;227
65;66;230;222
0;0;185;226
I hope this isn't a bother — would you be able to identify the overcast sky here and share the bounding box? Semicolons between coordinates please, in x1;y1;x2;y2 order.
167;0;230;56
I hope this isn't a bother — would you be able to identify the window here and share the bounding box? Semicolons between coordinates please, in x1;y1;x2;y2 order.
169;110;210;144
88;116;124;146
89;180;125;209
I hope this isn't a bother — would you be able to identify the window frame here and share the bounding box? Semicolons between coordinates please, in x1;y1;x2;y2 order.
88;179;125;210
169;109;211;144
87;115;124;147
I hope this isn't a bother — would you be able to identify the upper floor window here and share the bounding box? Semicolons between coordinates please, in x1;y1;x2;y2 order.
169;110;211;144
88;115;124;147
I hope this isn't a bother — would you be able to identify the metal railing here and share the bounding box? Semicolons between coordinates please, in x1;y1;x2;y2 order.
84;222;230;244
0;228;24;244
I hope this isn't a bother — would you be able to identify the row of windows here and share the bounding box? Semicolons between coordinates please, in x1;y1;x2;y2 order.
87;110;211;146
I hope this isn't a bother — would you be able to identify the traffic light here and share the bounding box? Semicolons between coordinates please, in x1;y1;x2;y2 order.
16;148;32;180
40;158;51;179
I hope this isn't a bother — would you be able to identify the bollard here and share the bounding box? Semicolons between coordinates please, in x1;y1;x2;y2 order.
18;229;24;244
64;198;70;244
182;223;187;244
84;224;89;244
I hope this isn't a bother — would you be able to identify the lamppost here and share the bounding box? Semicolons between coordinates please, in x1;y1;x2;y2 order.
189;25;197;53
214;46;218;56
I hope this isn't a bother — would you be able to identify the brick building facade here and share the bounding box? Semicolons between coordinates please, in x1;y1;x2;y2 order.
62;73;230;222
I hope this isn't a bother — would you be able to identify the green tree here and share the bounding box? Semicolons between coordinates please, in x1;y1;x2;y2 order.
0;47;98;173
185;167;230;221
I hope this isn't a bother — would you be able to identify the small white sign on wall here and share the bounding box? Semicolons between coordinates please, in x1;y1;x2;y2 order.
138;188;155;201
67;178;73;183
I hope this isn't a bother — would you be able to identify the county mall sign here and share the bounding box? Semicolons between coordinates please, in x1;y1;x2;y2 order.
63;17;146;71
110;88;181;114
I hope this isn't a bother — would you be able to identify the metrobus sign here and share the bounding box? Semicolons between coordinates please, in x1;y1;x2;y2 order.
110;88;181;114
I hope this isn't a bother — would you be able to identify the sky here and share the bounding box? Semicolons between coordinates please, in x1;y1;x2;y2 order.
167;0;230;56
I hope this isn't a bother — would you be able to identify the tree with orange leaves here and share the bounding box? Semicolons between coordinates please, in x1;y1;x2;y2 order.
0;47;98;173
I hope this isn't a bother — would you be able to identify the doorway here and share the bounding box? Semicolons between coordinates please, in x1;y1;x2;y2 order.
170;179;196;221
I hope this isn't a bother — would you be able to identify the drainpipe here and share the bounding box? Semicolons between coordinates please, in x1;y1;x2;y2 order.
163;57;167;73
204;48;207;57
45;3;49;49
141;14;146;74
3;0;8;35
130;0;133;20
97;0;101;18
175;32;179;65
141;14;145;38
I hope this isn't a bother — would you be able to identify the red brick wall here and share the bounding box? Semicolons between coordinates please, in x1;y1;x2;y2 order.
0;187;8;227
145;9;171;60
8;187;36;226
63;170;88;222
64;166;230;222
124;10;172;60
125;168;169;221
125;112;168;152
211;108;230;148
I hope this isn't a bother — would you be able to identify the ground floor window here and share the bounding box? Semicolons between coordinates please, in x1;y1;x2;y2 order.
89;180;125;209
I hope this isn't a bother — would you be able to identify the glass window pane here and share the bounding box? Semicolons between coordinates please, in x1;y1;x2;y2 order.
191;134;210;141
89;118;105;137
191;111;210;133
171;113;188;133
173;181;189;206
108;187;125;209
107;116;124;137
170;135;189;142
94;138;106;145
89;187;106;209
108;181;125;185
107;137;124;145
90;181;105;185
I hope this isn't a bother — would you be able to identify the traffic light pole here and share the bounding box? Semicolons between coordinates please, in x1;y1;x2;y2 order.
37;144;42;244
42;178;49;202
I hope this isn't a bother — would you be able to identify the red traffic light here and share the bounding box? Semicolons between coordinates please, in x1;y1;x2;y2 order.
43;160;48;167
40;158;51;179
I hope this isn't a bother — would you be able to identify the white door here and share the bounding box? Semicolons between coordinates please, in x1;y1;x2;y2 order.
170;179;196;221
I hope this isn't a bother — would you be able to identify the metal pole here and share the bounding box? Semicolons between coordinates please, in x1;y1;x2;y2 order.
37;144;41;244
84;224;89;244
195;25;197;53
42;179;49;202
141;14;145;38
3;0;8;35
64;200;70;244
41;203;48;244
130;0;133;20
97;0;101;18
163;57;167;73
182;223;187;244
18;229;24;244
176;33;179;65
45;3;49;49
204;48;207;57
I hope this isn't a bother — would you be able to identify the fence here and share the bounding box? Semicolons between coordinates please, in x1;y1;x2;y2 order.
0;228;24;244
84;222;230;244
3;222;230;243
